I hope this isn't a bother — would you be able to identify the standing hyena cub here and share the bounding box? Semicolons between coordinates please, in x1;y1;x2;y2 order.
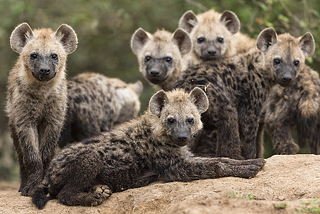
131;28;192;91
58;72;143;147
32;87;265;208
6;23;77;196
179;9;256;66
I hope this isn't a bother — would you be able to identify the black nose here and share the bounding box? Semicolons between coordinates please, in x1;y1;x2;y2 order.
282;73;292;83
39;66;50;75
178;134;187;142
150;69;160;77
207;49;217;55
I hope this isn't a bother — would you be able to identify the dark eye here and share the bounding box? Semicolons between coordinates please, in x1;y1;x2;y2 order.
52;54;58;60
294;60;300;67
187;118;194;124
167;118;175;124
217;37;224;43
145;56;151;62
30;54;38;59
165;57;172;63
273;59;281;65
197;37;205;44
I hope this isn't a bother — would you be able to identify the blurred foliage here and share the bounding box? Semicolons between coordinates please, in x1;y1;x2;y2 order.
0;0;319;180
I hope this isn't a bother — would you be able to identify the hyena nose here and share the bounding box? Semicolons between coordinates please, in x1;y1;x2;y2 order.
281;73;292;83
39;66;51;75
207;49;217;56
178;134;188;142
150;69;160;77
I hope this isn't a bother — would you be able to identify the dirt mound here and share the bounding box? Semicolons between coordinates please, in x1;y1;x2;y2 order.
1;154;319;214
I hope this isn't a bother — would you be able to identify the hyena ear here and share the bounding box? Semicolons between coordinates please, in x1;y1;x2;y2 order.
129;80;143;96
149;90;168;117
10;22;34;53
256;27;278;52
189;87;209;114
179;10;198;33
131;28;151;55
298;32;315;59
172;28;192;55
220;11;240;34
54;24;78;54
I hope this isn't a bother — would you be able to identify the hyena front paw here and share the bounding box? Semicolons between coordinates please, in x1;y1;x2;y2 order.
276;142;299;155
90;185;112;206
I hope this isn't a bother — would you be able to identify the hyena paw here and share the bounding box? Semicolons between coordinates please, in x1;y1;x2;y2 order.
276;142;299;155
90;185;112;206
21;184;37;197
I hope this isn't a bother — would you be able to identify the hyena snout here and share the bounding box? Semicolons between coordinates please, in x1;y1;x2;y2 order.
39;66;51;75
281;72;292;83
207;49;217;56
33;64;56;82
146;63;168;84
275;70;295;87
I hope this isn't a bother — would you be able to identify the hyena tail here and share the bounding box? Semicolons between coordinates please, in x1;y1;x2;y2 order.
31;179;50;209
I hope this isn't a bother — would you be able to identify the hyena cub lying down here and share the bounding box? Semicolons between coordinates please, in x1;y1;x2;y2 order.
32;88;265;208
58;72;142;147
174;27;315;160
131;27;191;91
179;9;256;66
6;23;77;196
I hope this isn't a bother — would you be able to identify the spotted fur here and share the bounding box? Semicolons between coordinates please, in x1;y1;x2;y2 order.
31;88;265;208
58;72;143;147
5;23;78;196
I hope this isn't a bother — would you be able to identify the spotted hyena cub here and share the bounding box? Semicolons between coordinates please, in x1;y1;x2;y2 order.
179;9;256;66
174;27;315;160
58;72;143;147
6;23;77;196
131;28;192;91
258;65;320;156
32;87;265;208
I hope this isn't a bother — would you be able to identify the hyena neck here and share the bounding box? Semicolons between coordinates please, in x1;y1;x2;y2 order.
159;64;184;91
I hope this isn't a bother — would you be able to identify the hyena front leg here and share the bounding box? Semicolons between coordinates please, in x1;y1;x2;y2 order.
15;123;43;196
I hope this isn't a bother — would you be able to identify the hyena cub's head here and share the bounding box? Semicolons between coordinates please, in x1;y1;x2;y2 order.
131;28;192;88
179;9;240;61
149;87;209;146
257;27;315;87
10;23;78;82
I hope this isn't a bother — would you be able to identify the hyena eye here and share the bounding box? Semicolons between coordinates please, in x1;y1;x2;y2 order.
167;118;175;124
217;38;224;43
165;57;172;63
51;54;58;60
273;58;281;65
30;54;38;59
197;37;205;44
187;118;194;124
145;56;152;62
294;60;300;67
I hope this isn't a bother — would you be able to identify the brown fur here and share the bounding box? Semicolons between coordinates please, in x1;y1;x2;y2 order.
32;87;265;208
58;72;143;147
131;28;192;91
179;9;256;66
174;28;315;159
5;23;77;196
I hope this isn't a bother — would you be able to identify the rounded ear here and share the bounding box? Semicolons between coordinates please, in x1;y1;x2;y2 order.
189;87;209;114
10;22;34;53
298;32;315;59
220;11;240;34
131;28;151;55
256;27;278;52
149;90;168;117
172;28;192;56
129;80;143;96
179;10;198;33
54;24;78;54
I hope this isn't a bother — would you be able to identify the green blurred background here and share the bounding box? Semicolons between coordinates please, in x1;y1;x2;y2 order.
0;0;319;181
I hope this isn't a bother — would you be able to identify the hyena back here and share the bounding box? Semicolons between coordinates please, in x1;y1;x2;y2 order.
179;9;256;66
6;23;77;196
32;87;265;208
174;27;315;160
131;28;192;91
58;72;143;147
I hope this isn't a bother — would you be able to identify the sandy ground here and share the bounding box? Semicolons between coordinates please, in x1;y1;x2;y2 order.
1;154;320;214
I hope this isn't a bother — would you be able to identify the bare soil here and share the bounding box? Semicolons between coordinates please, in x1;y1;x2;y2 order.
1;154;320;214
